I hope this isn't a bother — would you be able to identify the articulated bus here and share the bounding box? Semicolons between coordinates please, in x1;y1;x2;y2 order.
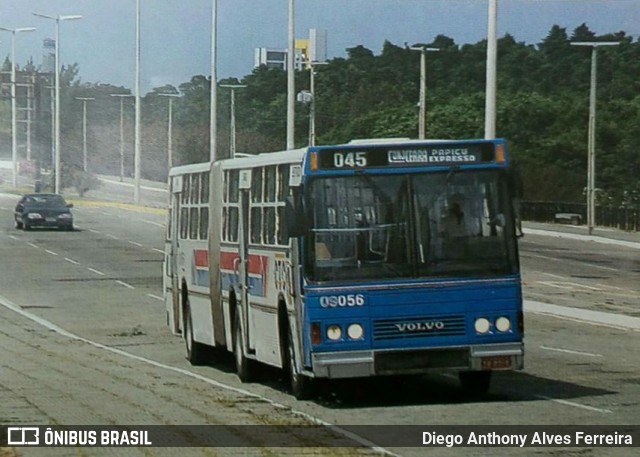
164;138;524;398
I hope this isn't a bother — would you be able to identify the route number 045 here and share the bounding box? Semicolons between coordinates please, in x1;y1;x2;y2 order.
334;152;367;168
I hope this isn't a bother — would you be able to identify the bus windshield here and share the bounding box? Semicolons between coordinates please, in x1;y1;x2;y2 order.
305;169;518;283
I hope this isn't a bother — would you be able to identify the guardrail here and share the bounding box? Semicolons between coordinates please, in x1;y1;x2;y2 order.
522;201;640;232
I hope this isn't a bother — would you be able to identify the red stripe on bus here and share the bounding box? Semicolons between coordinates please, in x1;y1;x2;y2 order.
194;249;209;267
219;251;268;276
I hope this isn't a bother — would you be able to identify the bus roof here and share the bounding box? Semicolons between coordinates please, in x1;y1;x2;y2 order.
216;148;307;170
168;161;211;177
169;138;507;175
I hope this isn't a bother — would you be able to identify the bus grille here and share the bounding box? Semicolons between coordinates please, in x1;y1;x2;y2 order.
373;315;466;341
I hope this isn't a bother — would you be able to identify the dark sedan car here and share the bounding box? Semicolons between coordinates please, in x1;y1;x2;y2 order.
14;193;74;231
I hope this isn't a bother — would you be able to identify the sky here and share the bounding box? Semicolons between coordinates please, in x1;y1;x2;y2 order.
1;0;639;93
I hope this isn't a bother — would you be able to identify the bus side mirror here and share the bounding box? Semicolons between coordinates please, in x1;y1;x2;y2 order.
285;196;308;238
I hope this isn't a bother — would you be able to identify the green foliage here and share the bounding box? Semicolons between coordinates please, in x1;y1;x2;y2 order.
37;22;640;206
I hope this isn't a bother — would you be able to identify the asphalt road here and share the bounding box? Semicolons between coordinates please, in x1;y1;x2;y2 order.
0;190;638;457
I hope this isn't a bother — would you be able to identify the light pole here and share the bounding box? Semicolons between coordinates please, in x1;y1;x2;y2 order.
134;0;142;204
219;85;246;158
111;94;134;182
571;41;621;235
210;0;218;162
158;93;181;169
286;0;295;149
0;26;36;189
484;0;497;139
33;13;82;194
75;97;94;172
299;61;328;146
409;45;439;139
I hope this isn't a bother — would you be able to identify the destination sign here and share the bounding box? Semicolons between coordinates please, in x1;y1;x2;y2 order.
316;142;497;170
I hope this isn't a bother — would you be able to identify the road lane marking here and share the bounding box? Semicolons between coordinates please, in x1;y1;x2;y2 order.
524;252;622;273
147;294;163;301
534;395;612;414
9;235;18;240
27;242;38;249
64;258;79;265
540;272;566;280
45;250;59;256
87;267;105;276
0;293;397;457
523;228;640;250
152;248;164;254
540;346;603;358
525;300;640;331
89;229;101;234
143;220;164;227
116;280;135;289
128;240;143;247
107;234;119;240
538;281;603;291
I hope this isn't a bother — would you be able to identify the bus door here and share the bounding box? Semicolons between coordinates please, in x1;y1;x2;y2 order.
167;175;183;334
237;169;254;350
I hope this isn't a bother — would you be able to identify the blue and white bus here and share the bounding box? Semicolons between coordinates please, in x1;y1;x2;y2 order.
165;138;524;399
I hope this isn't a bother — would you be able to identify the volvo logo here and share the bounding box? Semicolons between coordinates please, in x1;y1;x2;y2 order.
395;321;445;332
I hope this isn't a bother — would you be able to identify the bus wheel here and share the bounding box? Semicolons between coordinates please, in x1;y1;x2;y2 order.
458;371;492;396
233;313;254;382
285;326;313;400
184;304;207;365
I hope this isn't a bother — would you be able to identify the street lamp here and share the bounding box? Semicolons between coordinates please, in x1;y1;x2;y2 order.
485;0;497;139
134;0;141;203
158;93;181;169
33;13;82;194
75;97;94;172
219;85;246;158
210;0;218;162
297;61;326;146
571;41;621;235
286;0;295;149
409;45;439;139
0;26;36;189
111;94;134;182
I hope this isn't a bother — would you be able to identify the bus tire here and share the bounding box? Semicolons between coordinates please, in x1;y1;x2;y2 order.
184;304;207;365
458;370;492;396
285;325;313;400
233;312;254;382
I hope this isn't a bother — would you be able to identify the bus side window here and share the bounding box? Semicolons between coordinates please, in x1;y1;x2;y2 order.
201;172;209;204
265;207;276;244
251;207;262;243
199;207;208;239
189;208;199;239
228;207;239;242
228;170;239;203
180;207;189;239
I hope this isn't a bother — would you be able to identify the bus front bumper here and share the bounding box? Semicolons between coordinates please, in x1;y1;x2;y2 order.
311;342;524;379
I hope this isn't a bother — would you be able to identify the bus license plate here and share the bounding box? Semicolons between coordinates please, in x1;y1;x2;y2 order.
481;355;512;370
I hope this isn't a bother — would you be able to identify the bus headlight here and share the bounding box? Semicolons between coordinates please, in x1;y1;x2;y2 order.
495;316;511;333
326;324;342;341
347;323;364;340
474;317;491;334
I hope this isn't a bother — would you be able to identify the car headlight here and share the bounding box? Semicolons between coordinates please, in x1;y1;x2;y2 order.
495;316;511;333
347;323;364;340
474;317;491;334
58;213;72;219
27;213;42;219
326;324;342;341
